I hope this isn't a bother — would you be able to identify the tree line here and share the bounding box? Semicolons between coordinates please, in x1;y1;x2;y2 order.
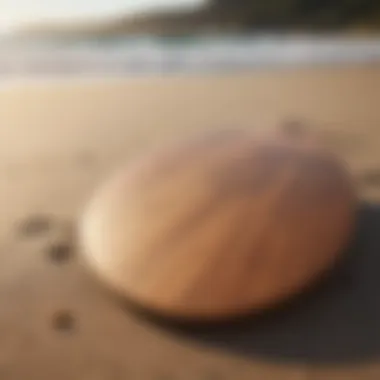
209;0;380;30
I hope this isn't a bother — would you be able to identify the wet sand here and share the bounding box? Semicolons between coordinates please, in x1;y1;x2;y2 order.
0;65;380;379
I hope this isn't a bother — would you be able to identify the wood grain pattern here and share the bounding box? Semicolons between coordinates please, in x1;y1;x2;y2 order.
80;130;357;321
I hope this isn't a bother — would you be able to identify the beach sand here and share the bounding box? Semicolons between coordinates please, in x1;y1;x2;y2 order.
0;65;380;379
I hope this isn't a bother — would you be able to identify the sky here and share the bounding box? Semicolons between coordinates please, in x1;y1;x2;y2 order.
0;0;207;31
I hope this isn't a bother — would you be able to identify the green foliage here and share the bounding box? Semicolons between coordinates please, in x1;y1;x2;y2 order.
210;0;380;29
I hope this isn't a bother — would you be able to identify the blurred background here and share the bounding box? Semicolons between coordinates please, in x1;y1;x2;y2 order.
1;0;380;200
1;0;380;76
1;2;380;379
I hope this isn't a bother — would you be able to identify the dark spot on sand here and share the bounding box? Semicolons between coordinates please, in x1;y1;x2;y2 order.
18;215;53;237
52;311;76;333
281;120;308;138
47;242;73;264
359;169;380;186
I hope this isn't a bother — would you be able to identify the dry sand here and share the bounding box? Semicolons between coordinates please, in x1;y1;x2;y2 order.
0;65;380;379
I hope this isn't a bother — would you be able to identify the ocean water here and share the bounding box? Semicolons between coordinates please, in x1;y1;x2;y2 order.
0;35;380;77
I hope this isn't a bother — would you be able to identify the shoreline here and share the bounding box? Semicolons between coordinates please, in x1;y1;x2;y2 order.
1;61;380;87
1;36;380;77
